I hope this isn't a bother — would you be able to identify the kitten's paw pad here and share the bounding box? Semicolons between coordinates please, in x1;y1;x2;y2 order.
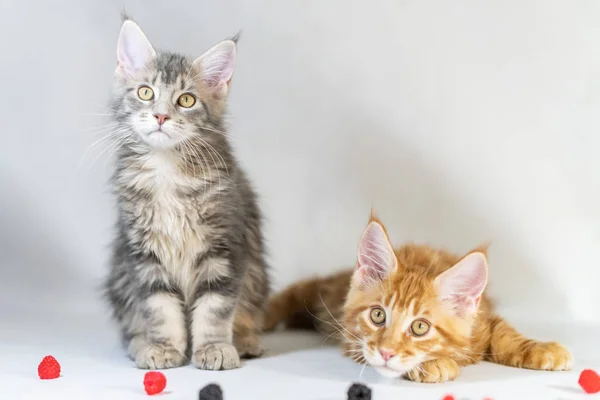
193;343;240;370
406;358;460;383
235;340;264;359
135;344;186;369
521;342;574;371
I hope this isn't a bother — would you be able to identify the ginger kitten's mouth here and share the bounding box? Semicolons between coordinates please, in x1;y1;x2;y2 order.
373;365;404;378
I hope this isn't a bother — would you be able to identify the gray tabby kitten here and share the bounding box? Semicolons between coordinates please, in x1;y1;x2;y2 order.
104;18;269;371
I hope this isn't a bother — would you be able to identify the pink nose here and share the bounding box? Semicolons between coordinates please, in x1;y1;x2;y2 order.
379;348;395;362
154;114;170;125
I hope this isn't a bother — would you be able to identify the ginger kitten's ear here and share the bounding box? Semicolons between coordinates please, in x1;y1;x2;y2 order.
193;39;237;96
116;20;156;77
434;252;488;316
353;221;397;287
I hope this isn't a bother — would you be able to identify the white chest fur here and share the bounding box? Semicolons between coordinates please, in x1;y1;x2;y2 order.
123;151;209;298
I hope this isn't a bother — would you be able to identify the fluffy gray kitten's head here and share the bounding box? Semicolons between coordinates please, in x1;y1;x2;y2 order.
111;19;237;151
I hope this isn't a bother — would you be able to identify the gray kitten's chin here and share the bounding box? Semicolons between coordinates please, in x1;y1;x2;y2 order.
138;130;181;150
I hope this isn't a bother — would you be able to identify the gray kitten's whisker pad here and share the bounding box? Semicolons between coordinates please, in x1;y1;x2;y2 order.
103;18;269;370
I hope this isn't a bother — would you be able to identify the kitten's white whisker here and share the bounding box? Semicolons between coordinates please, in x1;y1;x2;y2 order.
197;136;229;173
321;330;341;344
201;126;237;141
78;126;133;170
103;131;135;167
358;363;368;381
179;139;197;180
81;122;121;133
317;294;362;343
303;306;359;346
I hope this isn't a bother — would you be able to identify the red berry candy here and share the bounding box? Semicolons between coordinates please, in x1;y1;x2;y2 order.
144;371;167;395
37;355;61;379
579;369;600;394
442;395;455;400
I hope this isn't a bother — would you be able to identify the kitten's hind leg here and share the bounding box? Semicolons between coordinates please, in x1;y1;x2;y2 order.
233;257;268;358
486;314;573;371
234;308;265;359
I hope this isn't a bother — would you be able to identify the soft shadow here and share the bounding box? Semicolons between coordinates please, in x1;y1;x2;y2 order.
253;346;546;386
262;331;332;357
546;385;584;395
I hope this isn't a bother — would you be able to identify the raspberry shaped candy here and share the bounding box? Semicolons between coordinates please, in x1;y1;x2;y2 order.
579;369;600;394
37;355;61;379
143;371;167;395
442;396;455;400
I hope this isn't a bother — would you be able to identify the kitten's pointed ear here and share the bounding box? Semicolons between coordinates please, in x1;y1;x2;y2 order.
434;252;488;316
116;20;156;77
193;39;237;96
353;221;397;287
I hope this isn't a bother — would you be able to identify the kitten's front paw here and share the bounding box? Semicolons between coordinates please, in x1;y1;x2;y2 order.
519;342;574;371
193;343;241;371
135;344;186;369
406;358;460;383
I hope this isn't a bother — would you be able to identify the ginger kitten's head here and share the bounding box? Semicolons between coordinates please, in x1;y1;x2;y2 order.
111;18;237;150
342;217;488;378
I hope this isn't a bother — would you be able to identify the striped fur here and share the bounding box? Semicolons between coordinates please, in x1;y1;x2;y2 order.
266;215;573;382
103;18;269;370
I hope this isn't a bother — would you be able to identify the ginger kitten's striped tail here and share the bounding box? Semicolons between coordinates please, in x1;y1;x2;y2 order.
264;277;322;331
264;270;352;332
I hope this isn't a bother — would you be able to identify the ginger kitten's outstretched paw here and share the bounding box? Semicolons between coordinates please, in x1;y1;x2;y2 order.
510;341;574;371
406;358;461;383
487;315;574;371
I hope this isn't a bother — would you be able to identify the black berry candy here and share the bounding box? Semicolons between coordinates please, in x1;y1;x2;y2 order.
199;383;223;400
347;383;372;400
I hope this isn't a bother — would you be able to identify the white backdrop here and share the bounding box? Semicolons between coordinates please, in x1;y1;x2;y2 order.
0;0;598;327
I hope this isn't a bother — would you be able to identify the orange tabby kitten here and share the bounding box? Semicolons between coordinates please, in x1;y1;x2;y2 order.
266;215;573;382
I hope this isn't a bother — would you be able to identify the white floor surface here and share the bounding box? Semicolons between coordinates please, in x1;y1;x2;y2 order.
1;304;599;400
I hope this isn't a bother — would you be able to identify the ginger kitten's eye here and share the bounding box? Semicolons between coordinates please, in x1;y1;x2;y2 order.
137;86;154;101
410;319;431;336
369;307;386;326
177;93;196;108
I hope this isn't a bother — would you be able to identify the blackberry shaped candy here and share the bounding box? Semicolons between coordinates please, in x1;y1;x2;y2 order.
347;383;372;400
199;383;223;400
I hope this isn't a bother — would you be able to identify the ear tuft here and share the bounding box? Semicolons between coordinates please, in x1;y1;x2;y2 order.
354;221;397;287
116;20;156;77
434;252;488;316
193;39;237;94
120;9;132;23
230;30;242;44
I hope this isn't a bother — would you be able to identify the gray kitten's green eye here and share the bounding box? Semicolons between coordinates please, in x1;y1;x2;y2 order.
177;93;196;108
370;307;386;326
137;86;154;101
